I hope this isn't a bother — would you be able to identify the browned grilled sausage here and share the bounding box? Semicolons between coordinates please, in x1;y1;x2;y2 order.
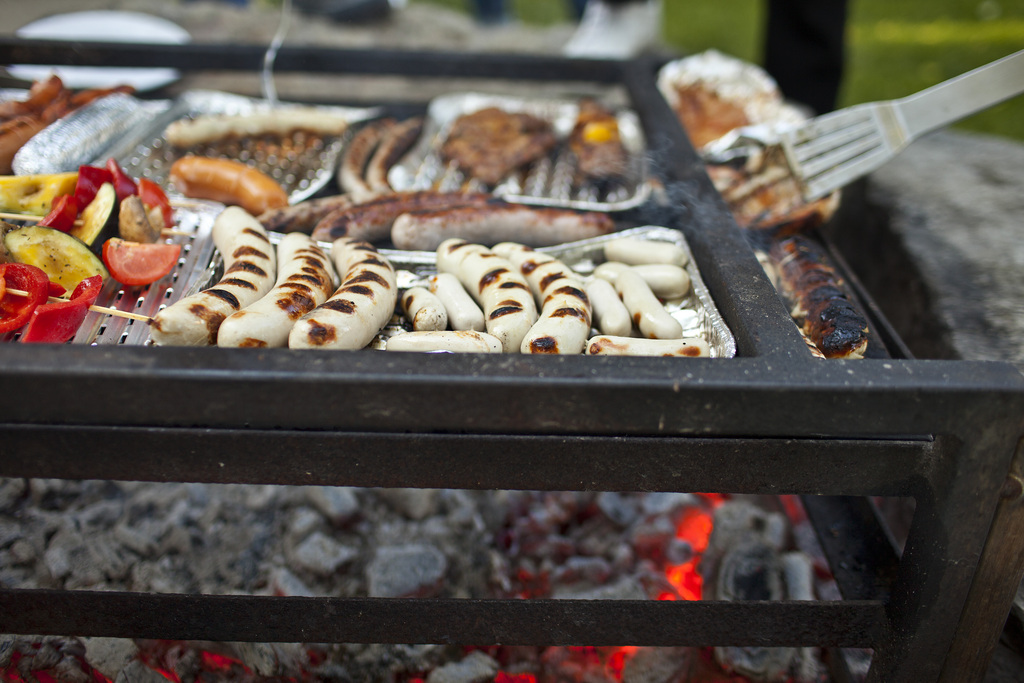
492;242;592;355
769;235;869;359
288;238;398;350
258;194;353;234
435;239;537;353
150;207;277;346
310;190;492;244
390;202;616;251
365;116;424;193
337;118;393;201
217;232;337;347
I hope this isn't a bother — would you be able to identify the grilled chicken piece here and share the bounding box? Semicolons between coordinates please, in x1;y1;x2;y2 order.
568;99;629;186
440;107;557;186
672;84;750;150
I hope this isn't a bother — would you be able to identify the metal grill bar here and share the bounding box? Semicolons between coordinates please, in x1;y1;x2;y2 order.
0;424;931;497
0;590;887;648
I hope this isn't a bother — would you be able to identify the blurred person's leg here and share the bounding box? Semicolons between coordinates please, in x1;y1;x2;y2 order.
563;0;661;59
763;0;848;113
474;0;508;25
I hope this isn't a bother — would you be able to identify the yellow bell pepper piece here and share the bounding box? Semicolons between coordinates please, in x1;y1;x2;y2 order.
0;172;79;216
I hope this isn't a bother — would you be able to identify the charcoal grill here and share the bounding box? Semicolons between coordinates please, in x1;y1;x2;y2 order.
1;39;1024;683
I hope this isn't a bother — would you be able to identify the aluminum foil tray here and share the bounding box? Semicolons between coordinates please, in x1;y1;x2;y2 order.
103;90;379;205
388;92;652;213
13;89;378;204
375;226;735;358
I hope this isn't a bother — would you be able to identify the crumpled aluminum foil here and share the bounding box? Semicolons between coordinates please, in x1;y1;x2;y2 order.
12;92;170;175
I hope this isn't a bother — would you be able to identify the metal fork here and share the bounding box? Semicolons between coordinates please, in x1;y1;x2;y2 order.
779;49;1024;202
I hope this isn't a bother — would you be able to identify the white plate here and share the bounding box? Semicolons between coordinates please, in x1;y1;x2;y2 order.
10;11;191;92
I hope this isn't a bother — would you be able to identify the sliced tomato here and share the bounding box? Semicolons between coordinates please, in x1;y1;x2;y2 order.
138;178;174;228
102;238;181;287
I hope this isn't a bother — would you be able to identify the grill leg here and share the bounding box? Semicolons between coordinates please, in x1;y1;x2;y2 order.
939;437;1024;681
867;428;1020;682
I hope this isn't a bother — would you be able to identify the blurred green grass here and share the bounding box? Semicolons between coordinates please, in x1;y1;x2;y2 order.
414;0;1024;140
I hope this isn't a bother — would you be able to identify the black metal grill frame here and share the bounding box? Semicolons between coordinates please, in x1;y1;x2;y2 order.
0;39;1023;683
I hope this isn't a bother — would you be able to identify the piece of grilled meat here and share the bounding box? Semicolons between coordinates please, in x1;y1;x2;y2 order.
440;107;557;186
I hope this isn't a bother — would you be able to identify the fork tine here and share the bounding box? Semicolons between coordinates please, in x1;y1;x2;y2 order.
787;105;874;142
802;146;892;201
789;117;879;162
796;132;886;180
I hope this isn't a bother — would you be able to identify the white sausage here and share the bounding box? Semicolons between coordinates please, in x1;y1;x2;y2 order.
630;264;691;300
491;242;591;355
428;273;485;332
603;237;688;267
385;330;503;353
401;286;448;332
150;206;277;346
585;335;710;357
585;277;632;337
288;238;397;350
593;261;691;300
435;239;537;353
597;265;683;339
217;233;337;348
165;108;351;147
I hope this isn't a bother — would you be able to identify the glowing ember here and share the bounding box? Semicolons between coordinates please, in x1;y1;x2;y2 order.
495;672;537;683
153;668;180;682
661;501;720;601
200;650;248;673
606;645;639;678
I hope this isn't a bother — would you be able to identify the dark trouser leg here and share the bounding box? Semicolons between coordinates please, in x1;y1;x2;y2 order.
764;0;848;114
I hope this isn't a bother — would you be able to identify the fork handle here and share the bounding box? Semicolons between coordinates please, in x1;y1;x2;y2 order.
895;49;1024;142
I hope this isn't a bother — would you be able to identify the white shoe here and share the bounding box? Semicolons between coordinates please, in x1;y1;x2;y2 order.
563;0;660;60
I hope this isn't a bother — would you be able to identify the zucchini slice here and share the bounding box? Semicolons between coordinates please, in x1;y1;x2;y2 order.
4;224;109;292
71;182;119;251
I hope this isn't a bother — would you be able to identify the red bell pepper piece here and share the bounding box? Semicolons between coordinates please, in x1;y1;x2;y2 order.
37;194;80;233
0;263;50;333
74;165;114;208
138;177;174;228
20;274;103;343
47;280;67;298
106;158;138;202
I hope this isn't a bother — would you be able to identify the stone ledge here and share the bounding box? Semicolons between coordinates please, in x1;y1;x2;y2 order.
826;129;1024;370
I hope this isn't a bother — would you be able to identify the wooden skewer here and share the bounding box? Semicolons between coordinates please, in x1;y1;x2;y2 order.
4;287;152;323
0;212;191;238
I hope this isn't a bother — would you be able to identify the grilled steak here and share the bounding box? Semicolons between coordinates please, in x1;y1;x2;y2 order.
440;107;558;186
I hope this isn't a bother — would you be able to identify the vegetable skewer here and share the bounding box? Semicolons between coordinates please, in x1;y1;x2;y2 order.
4;287;151;322
0;212;191;237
